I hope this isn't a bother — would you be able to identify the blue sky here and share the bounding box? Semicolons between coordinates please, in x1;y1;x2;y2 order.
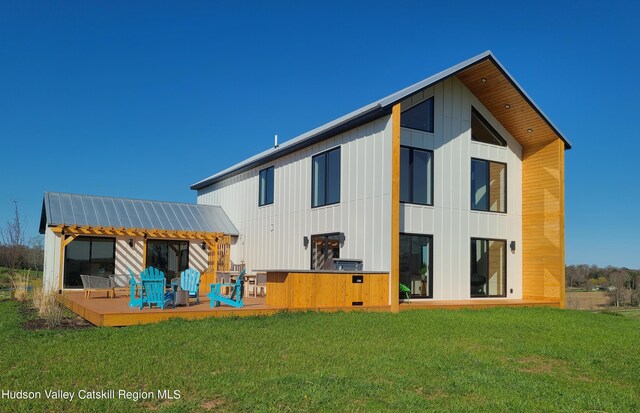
0;1;638;268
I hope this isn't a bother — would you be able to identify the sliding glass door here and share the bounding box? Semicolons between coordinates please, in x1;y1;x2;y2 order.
146;240;189;282
399;234;433;298
64;237;115;288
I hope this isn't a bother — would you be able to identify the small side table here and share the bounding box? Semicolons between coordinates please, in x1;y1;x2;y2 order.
174;289;190;307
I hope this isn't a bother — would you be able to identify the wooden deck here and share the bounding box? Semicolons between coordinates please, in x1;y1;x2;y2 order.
59;292;560;327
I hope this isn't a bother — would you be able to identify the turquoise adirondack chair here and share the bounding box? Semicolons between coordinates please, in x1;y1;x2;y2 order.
128;268;143;308
207;269;245;308
179;268;201;304
140;267;174;310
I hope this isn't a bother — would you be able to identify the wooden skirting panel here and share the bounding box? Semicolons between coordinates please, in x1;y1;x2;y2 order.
522;138;565;306
266;272;389;309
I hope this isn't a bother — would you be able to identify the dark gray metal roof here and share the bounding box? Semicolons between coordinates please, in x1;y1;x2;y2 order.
191;50;571;190
39;192;238;236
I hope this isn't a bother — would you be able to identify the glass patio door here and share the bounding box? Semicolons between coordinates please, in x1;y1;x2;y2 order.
399;234;433;298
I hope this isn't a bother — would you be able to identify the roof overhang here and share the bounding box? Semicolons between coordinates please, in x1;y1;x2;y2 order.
191;51;571;189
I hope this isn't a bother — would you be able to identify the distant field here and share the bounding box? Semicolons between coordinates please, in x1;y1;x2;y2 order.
565;290;610;310
1;301;639;412
0;267;42;290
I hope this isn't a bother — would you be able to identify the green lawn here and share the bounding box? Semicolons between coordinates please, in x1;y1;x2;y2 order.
0;302;639;412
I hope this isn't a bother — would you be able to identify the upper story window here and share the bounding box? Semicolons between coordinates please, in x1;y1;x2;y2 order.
471;158;506;213
400;146;434;206
401;97;434;133
259;166;274;206
471;107;507;147
312;147;341;208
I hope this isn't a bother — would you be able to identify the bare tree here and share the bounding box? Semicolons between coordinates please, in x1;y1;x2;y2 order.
0;201;27;269
608;271;628;307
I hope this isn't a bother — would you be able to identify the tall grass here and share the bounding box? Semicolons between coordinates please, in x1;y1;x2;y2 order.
31;286;65;328
9;269;30;301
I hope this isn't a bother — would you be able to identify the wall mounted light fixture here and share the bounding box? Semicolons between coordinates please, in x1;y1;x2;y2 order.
201;242;207;250
303;236;309;249
128;238;134;248
510;241;516;252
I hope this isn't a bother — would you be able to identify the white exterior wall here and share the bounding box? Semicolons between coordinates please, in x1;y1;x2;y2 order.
399;77;522;300
197;76;523;301
42;228;61;292
197;116;394;273
42;231;211;291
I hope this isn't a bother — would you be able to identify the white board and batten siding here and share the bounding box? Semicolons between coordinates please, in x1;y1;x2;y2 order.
42;231;210;292
197;76;523;301
399;77;523;300
197;116;394;274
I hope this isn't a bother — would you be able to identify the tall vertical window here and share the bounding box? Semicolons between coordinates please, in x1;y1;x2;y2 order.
471;158;506;213
471;238;506;297
64;237;115;288
259;166;274;206
146;240;189;282
399;234;433;298
471;108;507;146
401;97;434;133
310;233;341;270
312;147;341;208
400;147;434;205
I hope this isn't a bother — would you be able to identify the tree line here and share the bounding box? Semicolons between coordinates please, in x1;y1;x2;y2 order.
566;264;640;307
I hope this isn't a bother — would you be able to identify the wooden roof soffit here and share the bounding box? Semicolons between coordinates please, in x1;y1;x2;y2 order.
456;58;569;150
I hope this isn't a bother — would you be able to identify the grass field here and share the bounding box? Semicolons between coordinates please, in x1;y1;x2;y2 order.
0;301;639;413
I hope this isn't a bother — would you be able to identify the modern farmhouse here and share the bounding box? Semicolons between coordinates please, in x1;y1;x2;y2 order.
40;50;569;322
192;50;570;310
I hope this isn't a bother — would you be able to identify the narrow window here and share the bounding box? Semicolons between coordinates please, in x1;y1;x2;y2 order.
312;147;340;208
471;108;507;146
399;234;433;298
64;237;116;288
401;97;434;133
471;158;506;213
400;146;434;205
259;166;274;206
471;238;506;297
310;233;341;270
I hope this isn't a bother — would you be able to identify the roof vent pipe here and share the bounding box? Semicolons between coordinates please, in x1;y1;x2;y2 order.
274;134;279;148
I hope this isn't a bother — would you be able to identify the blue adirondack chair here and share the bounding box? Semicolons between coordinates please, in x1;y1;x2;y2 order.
179;268;201;304
207;269;245;308
128;268;143;308
140;267;174;310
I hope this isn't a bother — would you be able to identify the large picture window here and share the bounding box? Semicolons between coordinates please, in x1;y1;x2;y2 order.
399;234;433;298
146;240;189;282
400;147;434;205
471;238;506;297
471;108;507;146
471;158;506;213
64;237;115;288
312;147;341;208
310;233;341;270
401;97;434;133
259;166;274;206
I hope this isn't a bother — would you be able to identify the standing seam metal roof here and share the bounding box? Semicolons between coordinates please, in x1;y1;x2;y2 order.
39;192;239;236
190;50;571;190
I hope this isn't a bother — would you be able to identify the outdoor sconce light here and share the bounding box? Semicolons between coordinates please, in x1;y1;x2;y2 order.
510;241;516;252
201;242;207;251
339;233;346;246
128;238;134;248
303;236;309;249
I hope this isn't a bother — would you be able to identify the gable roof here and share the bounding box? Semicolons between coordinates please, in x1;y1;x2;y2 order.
39;192;239;236
191;50;571;190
